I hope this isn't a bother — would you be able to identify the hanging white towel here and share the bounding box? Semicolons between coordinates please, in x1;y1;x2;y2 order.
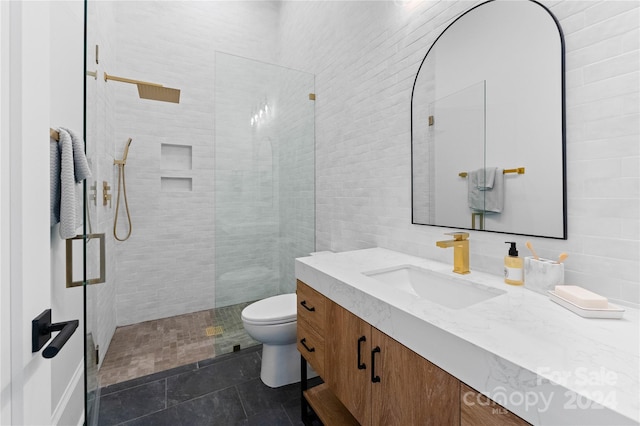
468;167;503;213
51;127;92;239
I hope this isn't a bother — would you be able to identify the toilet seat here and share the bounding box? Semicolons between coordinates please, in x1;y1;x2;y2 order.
241;293;296;325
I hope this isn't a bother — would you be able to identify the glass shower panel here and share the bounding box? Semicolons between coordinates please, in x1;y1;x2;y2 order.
214;53;315;308
84;2;98;422
84;2;118;423
430;81;485;229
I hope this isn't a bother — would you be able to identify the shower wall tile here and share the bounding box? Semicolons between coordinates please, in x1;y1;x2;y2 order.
277;0;639;305
100;0;639;334
112;2;281;325
161;144;193;171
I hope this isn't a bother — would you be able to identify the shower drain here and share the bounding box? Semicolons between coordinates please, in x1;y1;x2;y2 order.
205;326;224;337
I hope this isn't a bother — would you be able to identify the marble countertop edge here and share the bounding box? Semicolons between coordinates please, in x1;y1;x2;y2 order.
295;248;640;426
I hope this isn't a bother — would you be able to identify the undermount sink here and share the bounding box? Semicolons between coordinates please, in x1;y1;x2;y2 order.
363;265;506;309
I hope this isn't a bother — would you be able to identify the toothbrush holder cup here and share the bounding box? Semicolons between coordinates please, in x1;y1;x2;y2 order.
524;256;564;295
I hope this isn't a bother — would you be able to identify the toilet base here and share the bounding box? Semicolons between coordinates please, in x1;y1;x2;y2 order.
260;343;317;388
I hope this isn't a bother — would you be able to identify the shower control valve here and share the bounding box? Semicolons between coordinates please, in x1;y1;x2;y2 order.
103;181;112;208
90;181;97;206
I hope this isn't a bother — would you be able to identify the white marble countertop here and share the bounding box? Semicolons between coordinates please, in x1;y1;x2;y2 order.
295;248;639;426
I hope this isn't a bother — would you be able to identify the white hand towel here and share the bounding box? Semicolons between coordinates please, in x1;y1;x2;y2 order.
53;128;92;239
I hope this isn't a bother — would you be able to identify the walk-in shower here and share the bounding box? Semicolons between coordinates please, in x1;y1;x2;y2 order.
83;3;315;423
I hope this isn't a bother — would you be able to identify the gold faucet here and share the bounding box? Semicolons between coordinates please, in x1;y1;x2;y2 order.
436;232;470;274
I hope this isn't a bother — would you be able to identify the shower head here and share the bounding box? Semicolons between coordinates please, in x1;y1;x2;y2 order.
137;84;181;103
114;138;133;166
104;72;181;104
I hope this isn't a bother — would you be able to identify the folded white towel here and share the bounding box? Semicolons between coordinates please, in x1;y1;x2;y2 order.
468;167;503;213
51;127;92;239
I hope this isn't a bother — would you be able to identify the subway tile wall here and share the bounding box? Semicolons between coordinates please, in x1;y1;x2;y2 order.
111;2;281;324
277;0;639;305
93;0;639;336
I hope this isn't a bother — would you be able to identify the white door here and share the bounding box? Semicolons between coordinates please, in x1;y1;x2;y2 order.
1;2;85;425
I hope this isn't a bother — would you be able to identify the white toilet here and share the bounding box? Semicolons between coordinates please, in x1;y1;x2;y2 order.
241;293;300;388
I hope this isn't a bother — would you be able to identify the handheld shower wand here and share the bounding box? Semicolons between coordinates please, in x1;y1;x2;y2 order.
114;137;132;166
114;138;133;241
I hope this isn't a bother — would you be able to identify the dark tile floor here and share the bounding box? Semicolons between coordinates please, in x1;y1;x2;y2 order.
98;345;318;426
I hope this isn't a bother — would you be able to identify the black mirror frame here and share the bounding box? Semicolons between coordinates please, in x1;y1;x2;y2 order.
410;0;567;240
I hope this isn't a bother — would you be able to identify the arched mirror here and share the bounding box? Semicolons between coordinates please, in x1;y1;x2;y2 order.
411;0;566;239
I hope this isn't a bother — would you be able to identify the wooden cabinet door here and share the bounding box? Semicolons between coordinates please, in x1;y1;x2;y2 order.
326;301;372;426
371;328;460;426
461;384;531;426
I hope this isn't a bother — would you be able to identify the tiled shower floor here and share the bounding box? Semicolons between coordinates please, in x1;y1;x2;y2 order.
98;302;259;387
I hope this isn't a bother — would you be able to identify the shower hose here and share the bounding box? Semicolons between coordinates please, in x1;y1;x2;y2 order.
113;163;132;241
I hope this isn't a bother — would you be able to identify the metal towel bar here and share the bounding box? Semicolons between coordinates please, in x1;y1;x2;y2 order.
458;167;525;178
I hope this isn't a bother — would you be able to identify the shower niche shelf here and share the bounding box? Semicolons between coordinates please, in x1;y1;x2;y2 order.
161;143;192;170
161;176;192;192
161;143;193;192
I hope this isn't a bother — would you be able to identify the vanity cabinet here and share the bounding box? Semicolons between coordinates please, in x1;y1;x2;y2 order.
296;280;326;377
325;299;373;424
326;300;460;426
297;279;528;426
461;384;531;426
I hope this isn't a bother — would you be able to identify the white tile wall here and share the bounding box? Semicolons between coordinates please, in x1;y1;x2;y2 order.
277;0;639;305
94;0;638;334
111;2;285;324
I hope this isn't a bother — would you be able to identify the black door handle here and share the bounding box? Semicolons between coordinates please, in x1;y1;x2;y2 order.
300;338;315;353
300;300;315;312
371;346;381;383
32;309;79;359
357;336;366;370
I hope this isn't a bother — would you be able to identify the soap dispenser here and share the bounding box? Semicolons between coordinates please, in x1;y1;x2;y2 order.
504;242;524;285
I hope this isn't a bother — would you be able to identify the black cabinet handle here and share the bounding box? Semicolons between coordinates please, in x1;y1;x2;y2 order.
300;300;315;312
300;338;315;353
371;346;381;383
357;336;366;370
32;309;79;359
